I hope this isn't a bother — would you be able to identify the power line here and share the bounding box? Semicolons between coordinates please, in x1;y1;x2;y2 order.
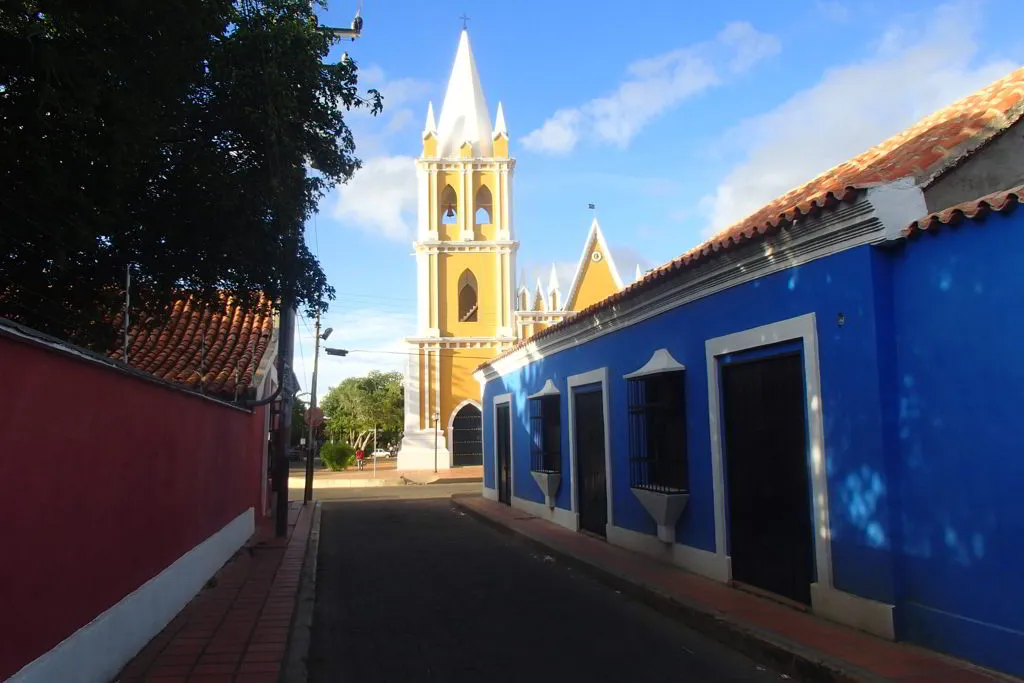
334;347;512;361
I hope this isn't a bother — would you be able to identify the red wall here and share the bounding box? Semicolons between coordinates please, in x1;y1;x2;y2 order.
0;332;266;680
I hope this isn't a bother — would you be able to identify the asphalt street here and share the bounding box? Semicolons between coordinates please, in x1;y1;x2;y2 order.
309;485;786;683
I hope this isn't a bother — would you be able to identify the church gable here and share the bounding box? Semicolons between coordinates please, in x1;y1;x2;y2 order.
565;218;624;312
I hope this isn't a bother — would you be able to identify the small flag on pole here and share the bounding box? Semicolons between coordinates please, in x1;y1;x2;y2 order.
588;203;595;210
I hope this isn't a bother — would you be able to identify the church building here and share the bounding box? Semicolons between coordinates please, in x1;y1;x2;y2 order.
398;30;632;470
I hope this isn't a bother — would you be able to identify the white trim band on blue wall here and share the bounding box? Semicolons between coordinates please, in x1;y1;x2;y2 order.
8;508;255;683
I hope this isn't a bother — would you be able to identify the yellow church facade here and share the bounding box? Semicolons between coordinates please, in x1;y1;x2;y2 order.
398;30;635;470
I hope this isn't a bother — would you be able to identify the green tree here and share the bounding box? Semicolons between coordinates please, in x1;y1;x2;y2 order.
0;0;381;349
320;370;403;450
291;395;308;448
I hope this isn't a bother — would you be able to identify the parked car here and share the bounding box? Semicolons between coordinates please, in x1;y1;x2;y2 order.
371;449;390;458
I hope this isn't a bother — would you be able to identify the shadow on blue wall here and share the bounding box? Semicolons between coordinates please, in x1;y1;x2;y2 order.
482;210;1024;676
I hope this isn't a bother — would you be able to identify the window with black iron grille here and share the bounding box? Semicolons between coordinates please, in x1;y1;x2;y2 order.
627;371;688;492
529;395;561;473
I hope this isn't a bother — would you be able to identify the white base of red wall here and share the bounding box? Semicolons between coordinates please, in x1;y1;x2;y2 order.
7;508;255;683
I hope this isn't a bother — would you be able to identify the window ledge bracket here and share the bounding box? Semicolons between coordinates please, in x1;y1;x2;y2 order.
530;470;561;508
630;487;690;543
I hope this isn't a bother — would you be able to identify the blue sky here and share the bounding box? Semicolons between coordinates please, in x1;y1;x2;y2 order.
294;0;1023;402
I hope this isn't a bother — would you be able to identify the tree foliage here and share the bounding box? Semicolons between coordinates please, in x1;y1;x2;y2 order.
320;370;403;450
0;0;381;349
291;394;307;448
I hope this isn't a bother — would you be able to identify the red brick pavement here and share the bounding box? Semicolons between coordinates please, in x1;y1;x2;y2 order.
113;501;313;683
453;495;1018;683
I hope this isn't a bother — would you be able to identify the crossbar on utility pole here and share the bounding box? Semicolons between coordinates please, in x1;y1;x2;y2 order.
304;311;322;504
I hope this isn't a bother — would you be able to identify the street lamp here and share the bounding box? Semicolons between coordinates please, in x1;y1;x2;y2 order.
325;347;348;357
303;320;332;504
432;411;440;474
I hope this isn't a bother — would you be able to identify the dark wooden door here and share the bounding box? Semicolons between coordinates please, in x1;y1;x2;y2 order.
722;352;814;605
574;388;607;537
496;403;512;505
452;404;483;467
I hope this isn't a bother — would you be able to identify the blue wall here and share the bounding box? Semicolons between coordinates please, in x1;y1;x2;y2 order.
483;245;899;605
482;209;1024;675
888;211;1024;675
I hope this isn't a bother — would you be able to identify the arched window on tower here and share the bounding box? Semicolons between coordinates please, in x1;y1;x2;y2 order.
474;185;492;225
458;270;478;322
440;185;458;225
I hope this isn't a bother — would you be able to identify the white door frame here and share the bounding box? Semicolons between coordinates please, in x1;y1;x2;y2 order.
706;313;831;586
566;368;613;534
491;393;513;502
704;312;894;638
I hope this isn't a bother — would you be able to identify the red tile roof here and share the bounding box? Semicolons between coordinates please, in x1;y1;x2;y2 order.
110;294;275;398
481;66;1024;371
903;183;1023;238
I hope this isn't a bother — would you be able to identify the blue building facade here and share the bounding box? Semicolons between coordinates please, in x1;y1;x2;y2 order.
475;184;1024;676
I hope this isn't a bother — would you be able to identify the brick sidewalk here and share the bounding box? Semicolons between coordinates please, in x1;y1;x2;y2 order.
113;501;313;683
452;494;1018;683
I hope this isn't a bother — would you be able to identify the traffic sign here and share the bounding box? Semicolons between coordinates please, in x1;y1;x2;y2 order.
306;406;325;427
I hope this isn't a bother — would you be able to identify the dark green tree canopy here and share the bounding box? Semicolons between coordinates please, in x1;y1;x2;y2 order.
320;370;403;449
0;0;381;350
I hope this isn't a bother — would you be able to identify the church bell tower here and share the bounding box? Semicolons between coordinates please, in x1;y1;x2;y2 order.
398;29;517;470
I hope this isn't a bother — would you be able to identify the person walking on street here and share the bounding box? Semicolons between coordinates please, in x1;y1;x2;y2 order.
356;448;365;470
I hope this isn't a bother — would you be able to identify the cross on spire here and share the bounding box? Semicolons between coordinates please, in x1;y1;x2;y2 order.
460;14;470;30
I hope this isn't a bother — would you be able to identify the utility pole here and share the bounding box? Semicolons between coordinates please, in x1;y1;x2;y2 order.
304;311;328;504
433;411;440;474
271;300;296;537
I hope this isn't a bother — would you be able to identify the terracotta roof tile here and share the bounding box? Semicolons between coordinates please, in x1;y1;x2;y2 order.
110;293;274;399
903;183;1023;238
480;66;1024;371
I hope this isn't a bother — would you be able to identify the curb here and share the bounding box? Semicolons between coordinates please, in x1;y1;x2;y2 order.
289;477;398;489
450;494;889;683
400;475;483;486
282;501;321;683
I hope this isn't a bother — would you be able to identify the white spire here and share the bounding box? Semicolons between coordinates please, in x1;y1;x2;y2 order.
548;264;561;310
494;101;507;138
635;264;643;282
436;30;493;158
547;263;560;292
423;102;437;137
534;277;547;311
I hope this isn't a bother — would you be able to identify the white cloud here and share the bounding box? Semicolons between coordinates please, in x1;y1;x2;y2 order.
701;1;1016;235
519;244;654;297
610;246;655;279
357;65;432;112
385;108;416;134
520;261;578;294
520;109;581;155
718;22;783;74
522;22;778;154
380;77;433;110
331;155;418;241
816;0;851;22
293;309;416;405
